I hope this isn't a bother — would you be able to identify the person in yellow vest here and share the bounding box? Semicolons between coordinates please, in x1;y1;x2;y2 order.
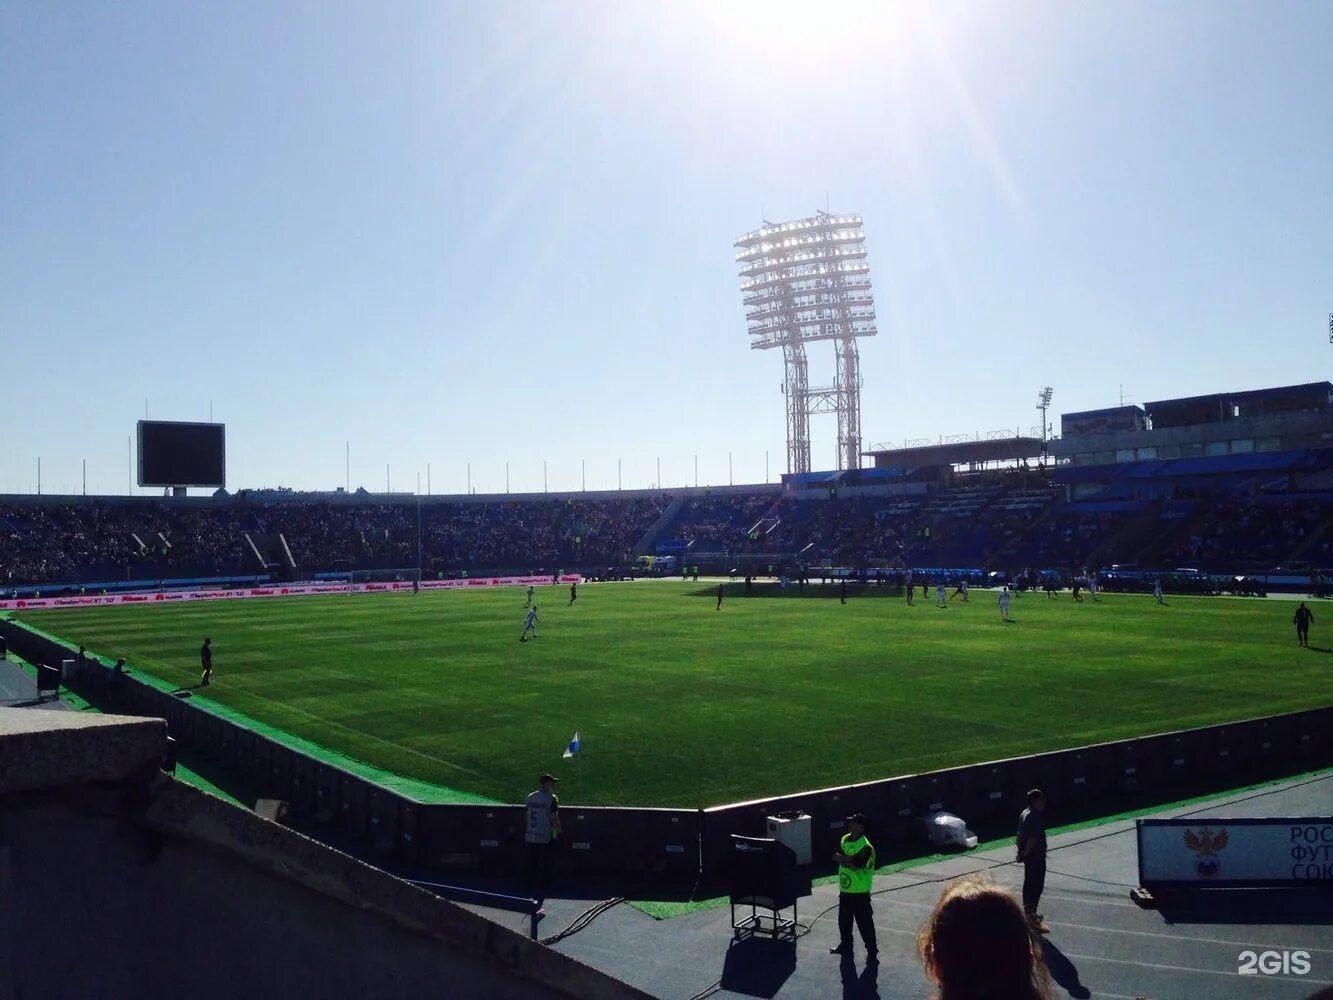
830;812;878;962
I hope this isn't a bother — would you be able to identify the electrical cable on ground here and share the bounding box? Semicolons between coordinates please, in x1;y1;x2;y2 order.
1171;771;1329;818
683;983;722;1000
539;897;627;947
1044;869;1138;889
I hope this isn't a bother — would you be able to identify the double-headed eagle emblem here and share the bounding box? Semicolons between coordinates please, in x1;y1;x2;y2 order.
1183;827;1229;856
1184;826;1229;877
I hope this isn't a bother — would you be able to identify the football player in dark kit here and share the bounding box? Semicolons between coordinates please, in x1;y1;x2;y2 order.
199;637;213;687
1293;602;1314;646
568;581;578;606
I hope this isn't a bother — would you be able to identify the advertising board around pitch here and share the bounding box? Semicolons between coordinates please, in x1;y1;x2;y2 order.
1137;817;1333;888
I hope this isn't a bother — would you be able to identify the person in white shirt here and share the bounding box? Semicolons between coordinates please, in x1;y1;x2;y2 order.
520;605;541;641
936;583;947;608
525;585;535;608
525;773;562;909
998;585;1012;621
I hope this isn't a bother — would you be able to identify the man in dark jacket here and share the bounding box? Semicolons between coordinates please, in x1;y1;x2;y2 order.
1017;789;1049;933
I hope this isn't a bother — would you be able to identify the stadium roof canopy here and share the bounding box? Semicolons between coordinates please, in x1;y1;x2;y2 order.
862;436;1044;469
786;470;843;484
1145;382;1332;429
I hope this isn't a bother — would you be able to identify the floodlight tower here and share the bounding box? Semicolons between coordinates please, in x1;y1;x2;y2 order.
1037;386;1054;447
735;212;877;474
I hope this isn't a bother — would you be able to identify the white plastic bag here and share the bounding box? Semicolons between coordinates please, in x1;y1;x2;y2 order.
921;809;979;850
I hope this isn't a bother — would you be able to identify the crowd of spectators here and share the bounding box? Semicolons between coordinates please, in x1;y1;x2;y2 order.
799;497;912;566
661;488;1050;569
0;502;254;586
664;486;1333;575
418;496;668;570
981;506;1049;557
665;494;780;553
6;486;1333;589
1013;509;1136;568
1;495;671;587
662;494;915;565
1154;499;1328;570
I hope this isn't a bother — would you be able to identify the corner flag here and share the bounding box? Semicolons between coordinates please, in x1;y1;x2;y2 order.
562;732;581;759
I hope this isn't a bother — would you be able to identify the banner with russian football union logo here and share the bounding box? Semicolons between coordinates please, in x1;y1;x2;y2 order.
1137;817;1333;888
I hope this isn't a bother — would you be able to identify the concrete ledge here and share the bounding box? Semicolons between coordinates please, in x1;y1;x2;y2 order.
0;707;167;795
141;776;652;1000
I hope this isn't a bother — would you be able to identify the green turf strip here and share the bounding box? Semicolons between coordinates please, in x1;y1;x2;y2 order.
625;765;1332;919
169;764;246;807
10;617;501;805
11;585;1331;806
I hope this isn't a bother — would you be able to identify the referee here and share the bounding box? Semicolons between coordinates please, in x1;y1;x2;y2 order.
199;637;213;687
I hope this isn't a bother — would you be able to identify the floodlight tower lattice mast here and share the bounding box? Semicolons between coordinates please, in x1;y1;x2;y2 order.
735;211;877;474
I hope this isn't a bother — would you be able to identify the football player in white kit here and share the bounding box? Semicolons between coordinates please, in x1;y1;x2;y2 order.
520;605;541;641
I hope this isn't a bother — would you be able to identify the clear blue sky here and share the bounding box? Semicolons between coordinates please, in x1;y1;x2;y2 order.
3;1;1329;495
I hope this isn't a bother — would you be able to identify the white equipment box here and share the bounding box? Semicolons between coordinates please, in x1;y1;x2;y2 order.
766;813;812;865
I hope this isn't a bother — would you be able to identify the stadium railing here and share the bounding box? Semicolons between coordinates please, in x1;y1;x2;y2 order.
404;880;542;941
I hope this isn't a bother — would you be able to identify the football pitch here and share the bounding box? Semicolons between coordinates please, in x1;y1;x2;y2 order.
14;582;1329;808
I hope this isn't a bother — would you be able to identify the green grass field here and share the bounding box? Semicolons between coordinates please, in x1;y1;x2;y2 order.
14;582;1329;807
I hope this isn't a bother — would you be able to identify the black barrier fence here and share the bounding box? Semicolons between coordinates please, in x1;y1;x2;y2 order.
290;754;316;814
400;800;421;863
338;770;370;841
416;804;525;872
554;806;699;880
313;763;339;823
1;616;1330;893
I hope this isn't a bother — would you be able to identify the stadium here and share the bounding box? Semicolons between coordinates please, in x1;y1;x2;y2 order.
3;377;1332;998
5;6;1332;999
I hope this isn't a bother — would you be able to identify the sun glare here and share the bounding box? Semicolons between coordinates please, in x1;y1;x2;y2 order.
688;0;906;66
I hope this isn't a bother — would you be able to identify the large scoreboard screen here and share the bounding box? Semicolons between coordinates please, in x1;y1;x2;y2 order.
137;421;226;488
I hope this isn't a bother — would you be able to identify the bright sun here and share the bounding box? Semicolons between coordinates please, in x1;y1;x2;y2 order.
687;0;907;65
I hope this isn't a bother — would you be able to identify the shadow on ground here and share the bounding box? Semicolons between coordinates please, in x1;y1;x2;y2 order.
172;744;266;809
837;953;882;1000
1041;938;1092;999
1156;887;1333;926
691;583;910;601
719;935;798;998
